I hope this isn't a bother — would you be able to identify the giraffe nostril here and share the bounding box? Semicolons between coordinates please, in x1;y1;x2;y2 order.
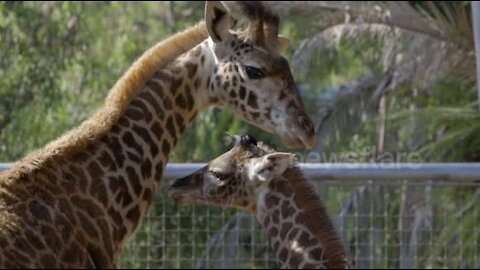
298;115;313;132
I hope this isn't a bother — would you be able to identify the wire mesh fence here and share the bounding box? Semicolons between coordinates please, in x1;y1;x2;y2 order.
0;163;478;268
117;164;480;269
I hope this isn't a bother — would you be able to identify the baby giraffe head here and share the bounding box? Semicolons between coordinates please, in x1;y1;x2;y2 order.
168;134;294;212
168;134;353;269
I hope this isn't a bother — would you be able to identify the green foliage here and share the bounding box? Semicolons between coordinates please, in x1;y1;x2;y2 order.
0;1;206;161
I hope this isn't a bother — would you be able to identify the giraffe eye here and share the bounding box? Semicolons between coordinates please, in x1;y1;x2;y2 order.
211;171;228;181
244;66;264;80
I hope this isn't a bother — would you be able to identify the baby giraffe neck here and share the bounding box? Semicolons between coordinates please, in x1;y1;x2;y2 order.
256;168;351;269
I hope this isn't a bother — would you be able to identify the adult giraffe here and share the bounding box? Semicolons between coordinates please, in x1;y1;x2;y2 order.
0;1;314;268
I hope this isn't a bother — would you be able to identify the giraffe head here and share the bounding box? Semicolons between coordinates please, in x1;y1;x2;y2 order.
168;134;294;212
168;134;352;269
204;1;315;149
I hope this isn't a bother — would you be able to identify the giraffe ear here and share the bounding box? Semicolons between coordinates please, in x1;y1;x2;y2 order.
205;1;230;44
251;152;295;182
275;35;290;54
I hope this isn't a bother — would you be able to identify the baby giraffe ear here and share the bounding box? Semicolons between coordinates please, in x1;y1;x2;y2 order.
205;1;230;44
252;152;295;182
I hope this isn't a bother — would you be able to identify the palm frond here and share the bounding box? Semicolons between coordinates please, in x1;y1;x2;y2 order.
293;21;475;84
417;124;480;160
280;1;475;83
420;1;473;49
270;1;473;47
268;1;441;39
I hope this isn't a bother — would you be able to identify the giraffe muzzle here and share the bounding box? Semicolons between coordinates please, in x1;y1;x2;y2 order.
281;113;316;150
168;175;198;204
168;187;194;205
169;175;192;189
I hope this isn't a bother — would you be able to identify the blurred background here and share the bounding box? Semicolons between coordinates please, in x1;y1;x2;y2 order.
0;1;478;269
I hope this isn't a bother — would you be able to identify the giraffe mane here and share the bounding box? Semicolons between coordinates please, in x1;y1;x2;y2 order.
283;167;351;269
6;22;208;176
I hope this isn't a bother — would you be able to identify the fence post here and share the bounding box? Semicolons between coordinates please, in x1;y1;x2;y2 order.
473;1;480;110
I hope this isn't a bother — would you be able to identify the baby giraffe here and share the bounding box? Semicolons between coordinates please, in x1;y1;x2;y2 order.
168;135;352;269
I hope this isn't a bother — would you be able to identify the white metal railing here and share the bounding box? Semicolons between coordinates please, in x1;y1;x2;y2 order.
0;163;11;172
2;162;480;181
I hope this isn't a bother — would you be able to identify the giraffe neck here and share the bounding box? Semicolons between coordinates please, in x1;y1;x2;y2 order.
255;168;350;269
84;40;217;250
0;39;218;268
